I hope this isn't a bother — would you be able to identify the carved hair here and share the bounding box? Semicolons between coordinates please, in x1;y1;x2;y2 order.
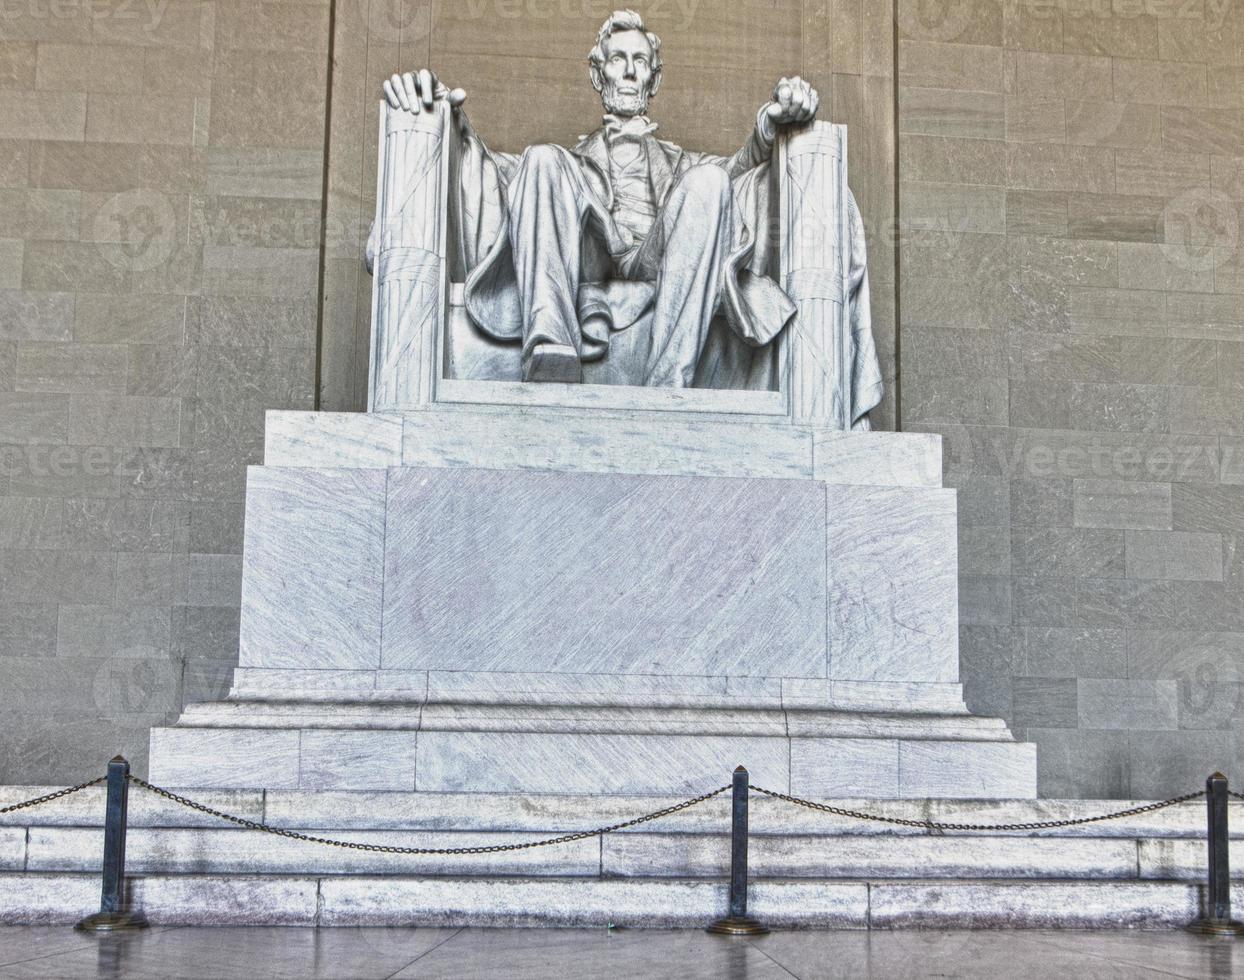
588;9;662;96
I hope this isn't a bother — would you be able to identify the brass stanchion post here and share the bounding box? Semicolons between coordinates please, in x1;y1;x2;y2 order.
707;765;768;936
75;756;149;932
1190;772;1244;937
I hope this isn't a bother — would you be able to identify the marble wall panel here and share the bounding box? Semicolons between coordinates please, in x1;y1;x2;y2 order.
826;485;960;683
239;467;386;670
380;467;827;679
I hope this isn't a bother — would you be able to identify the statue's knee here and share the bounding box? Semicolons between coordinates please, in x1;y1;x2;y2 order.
519;143;566;176
680;164;731;203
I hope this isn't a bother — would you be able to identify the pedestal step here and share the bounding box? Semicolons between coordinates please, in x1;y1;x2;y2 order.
148;704;1038;798
0;785;1235;928
2;874;1237;929
9;824;1236;881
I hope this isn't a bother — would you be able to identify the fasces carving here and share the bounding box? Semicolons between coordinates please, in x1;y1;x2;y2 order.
779;127;881;430
367;9;882;428
368;105;450;412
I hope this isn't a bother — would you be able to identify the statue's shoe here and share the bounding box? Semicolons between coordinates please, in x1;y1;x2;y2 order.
523;343;582;383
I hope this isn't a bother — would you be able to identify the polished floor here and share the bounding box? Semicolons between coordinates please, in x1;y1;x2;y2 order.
0;926;1240;979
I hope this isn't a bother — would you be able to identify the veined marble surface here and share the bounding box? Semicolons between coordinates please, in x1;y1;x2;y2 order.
380;466;826;677
238;467;386;670
827;485;960;683
195;413;1033;800
237;464;961;683
148;718;1036;797
263;409;943;487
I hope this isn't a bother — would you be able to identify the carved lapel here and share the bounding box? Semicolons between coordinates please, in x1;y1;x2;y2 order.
570;129;613;208
645;135;676;208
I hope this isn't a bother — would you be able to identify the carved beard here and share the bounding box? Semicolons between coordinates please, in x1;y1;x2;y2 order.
600;79;651;117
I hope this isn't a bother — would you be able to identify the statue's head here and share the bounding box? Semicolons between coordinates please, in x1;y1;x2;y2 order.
588;9;662;117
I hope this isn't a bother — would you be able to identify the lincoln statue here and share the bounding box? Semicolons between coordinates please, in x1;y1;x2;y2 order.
373;8;880;424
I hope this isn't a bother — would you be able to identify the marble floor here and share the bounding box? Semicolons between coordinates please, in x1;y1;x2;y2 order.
0;926;1241;979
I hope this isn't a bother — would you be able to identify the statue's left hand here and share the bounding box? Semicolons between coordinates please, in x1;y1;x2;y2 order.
383;70;467;113
765;76;818;126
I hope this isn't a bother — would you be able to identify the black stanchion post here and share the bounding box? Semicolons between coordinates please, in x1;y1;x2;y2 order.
707;766;768;936
75;756;149;933
1191;772;1243;937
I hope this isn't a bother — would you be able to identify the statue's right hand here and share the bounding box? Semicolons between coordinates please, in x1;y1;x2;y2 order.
383;70;467;113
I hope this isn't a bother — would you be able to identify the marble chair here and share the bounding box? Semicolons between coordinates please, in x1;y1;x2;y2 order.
368;101;870;429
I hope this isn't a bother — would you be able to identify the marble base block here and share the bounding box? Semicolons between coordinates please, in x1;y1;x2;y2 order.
150;408;1036;799
238;461;959;684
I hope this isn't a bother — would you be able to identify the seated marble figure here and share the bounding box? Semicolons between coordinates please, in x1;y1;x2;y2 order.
371;8;879;415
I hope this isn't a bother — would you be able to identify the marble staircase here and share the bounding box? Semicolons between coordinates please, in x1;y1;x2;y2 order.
1;784;1236;928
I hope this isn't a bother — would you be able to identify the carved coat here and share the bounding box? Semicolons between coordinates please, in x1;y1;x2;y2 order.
370;107;884;427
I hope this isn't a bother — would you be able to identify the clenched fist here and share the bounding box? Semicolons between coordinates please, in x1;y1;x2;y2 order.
383;70;466;113
764;76;818;127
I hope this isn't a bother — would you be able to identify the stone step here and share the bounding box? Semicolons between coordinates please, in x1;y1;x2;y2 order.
8;825;1236;881
145;724;1039;796
1;873;1238;929
1;785;1229;838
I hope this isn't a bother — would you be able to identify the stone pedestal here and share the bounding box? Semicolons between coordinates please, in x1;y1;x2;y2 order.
149;406;1037;798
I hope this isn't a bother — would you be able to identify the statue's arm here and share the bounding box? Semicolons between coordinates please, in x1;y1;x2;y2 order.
718;77;821;177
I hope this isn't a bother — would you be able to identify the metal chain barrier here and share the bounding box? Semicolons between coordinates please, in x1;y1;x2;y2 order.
126;775;729;854
749;784;1207;833
0;776;107;816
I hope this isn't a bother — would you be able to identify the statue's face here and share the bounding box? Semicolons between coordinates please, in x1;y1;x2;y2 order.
598;29;656;116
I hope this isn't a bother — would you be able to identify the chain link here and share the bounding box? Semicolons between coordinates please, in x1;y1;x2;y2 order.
0;776;107;816
749;784;1207;833
1230;790;1244;801
126;775;729;854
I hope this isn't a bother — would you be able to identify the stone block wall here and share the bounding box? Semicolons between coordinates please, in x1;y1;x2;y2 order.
897;0;1244;796
3;0;1242;798
0;1;328;781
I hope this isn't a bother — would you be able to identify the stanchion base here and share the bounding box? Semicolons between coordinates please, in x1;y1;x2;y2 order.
74;911;150;933
706;915;770;936
1190;918;1244;938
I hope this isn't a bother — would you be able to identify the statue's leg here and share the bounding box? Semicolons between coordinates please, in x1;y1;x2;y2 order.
644;164;736;387
508;144;591;383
